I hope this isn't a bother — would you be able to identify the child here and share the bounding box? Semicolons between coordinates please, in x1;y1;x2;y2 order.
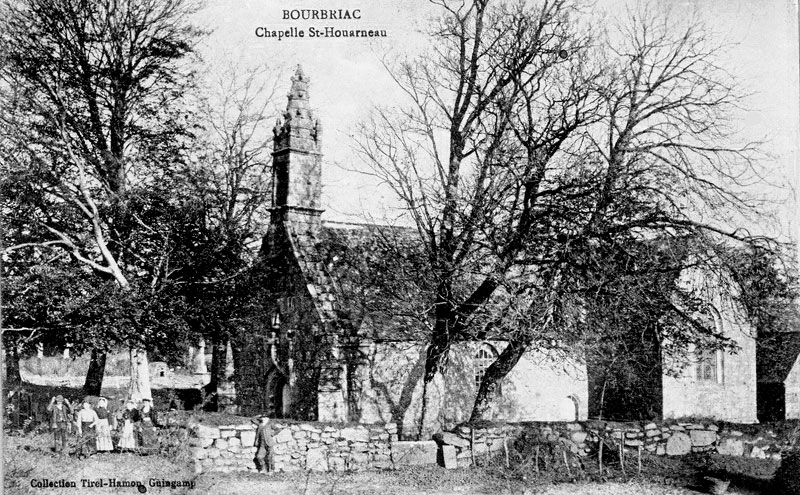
46;395;73;454
254;415;275;474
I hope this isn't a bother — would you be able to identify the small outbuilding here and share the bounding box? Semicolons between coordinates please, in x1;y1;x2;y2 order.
150;361;170;380
757;332;800;421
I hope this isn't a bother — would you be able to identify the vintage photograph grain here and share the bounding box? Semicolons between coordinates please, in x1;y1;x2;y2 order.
2;0;799;494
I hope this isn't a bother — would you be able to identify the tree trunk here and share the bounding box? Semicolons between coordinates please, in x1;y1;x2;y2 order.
128;348;152;401
83;349;107;396
469;339;529;421
417;376;431;439
190;338;209;374
209;337;228;390
419;323;450;439
203;336;228;410
598;378;608;421
2;334;22;386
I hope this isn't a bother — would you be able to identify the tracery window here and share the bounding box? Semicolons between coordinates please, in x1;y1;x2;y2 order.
695;306;724;384
475;344;500;395
696;349;720;382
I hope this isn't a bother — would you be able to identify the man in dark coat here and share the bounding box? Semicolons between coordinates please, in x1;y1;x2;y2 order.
254;415;275;473
46;395;73;453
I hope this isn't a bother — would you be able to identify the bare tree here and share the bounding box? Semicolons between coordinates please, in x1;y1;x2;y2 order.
358;0;600;431
0;0;203;399
178;60;279;408
357;0;781;422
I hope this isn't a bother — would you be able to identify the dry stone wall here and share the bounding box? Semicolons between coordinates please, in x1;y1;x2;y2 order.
185;418;794;475
439;420;793;466
188;420;399;474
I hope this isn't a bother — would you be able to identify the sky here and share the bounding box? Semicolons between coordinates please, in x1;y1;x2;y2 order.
194;0;800;243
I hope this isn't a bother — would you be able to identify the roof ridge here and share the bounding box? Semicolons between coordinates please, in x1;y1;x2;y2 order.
322;219;415;230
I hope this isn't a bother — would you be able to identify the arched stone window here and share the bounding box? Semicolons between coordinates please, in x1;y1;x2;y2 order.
696;350;720;381
475;344;500;395
695;306;724;384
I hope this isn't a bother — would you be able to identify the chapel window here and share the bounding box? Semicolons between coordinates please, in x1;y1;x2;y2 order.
695;306;724;384
696;349;720;382
475;344;500;394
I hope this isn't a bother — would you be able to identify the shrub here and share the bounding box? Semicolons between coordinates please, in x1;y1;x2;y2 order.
105;354;131;376
20;352;134;378
21;356;90;377
506;431;586;481
158;425;191;463
774;449;800;495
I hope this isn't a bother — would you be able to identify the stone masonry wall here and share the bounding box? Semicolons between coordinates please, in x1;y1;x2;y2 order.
662;269;758;423
438;420;793;468
185;417;795;475
785;355;800;420
188;420;399;474
355;342;587;436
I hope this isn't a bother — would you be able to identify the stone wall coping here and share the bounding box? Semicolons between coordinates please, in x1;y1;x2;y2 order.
186;419;401;475
440;419;793;463
186;419;398;429
184;417;793;476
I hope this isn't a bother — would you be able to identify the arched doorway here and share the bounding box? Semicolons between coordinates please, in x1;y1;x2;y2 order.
266;370;290;418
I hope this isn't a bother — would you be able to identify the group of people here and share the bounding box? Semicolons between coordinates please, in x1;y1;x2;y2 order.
47;394;277;472
46;395;160;457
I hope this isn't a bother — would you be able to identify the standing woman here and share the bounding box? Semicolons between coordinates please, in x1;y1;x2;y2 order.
75;400;99;458
138;399;160;454
94;397;114;453
118;400;141;452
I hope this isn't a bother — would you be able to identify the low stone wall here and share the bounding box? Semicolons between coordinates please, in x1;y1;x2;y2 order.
438;421;792;467
188;421;400;473
185;417;792;474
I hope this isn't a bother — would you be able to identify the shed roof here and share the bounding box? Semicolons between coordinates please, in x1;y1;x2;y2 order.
757;331;800;383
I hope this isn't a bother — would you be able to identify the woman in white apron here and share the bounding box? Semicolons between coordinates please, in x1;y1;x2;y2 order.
94;397;114;452
118;399;140;452
75;400;99;458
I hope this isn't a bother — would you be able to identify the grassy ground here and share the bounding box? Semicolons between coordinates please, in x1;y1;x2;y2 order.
2;376;784;495
5;429;779;495
18;355;209;391
4;431;194;495
2;432;700;495
193;470;702;495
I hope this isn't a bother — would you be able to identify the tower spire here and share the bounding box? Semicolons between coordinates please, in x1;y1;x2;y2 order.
271;65;323;216
273;64;322;152
286;65;310;115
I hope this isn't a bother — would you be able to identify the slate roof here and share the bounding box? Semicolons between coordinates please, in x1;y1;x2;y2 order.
757;331;800;383
282;218;431;341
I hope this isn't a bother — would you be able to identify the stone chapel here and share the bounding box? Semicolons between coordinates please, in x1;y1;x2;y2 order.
233;66;587;435
233;67;760;435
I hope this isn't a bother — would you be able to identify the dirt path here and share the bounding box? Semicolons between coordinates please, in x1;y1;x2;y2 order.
5;434;769;495
190;472;705;495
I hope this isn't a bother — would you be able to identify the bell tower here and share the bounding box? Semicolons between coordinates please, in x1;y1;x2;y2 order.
272;65;323;224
